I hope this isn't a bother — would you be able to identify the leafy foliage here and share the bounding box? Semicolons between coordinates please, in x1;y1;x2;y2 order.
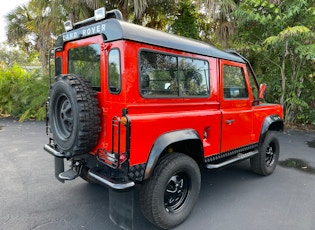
0;64;48;121
172;0;200;39
233;0;315;124
3;0;315;125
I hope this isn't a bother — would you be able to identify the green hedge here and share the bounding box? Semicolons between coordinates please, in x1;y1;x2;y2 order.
0;64;48;121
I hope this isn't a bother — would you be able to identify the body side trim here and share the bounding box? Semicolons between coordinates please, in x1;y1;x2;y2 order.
144;129;201;180
260;114;284;143
205;143;259;163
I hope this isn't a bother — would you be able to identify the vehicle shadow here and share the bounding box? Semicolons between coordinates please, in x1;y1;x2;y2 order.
72;160;259;230
68;181;161;230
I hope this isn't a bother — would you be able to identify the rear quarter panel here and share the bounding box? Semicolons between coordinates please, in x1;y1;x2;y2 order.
253;103;284;142
126;102;222;166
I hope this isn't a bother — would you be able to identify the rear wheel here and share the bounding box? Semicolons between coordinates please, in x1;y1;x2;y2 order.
140;153;201;229
250;131;280;176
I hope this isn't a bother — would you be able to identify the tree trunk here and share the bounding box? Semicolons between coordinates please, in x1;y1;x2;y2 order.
280;58;286;106
118;0;129;20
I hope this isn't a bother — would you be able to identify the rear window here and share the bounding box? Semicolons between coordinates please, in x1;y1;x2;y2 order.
68;44;101;91
139;50;210;97
108;49;121;94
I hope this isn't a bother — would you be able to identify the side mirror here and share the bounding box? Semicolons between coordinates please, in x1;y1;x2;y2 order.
259;83;267;100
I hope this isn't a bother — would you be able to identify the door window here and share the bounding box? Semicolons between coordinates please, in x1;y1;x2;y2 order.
223;65;248;99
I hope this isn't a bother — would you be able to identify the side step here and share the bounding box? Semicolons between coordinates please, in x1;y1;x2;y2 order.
206;150;258;169
59;169;78;180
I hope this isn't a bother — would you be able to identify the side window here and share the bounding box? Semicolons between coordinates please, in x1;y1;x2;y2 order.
108;49;121;94
178;57;210;96
55;57;62;76
140;51;177;96
140;50;210;97
223;65;248;99
68;44;100;91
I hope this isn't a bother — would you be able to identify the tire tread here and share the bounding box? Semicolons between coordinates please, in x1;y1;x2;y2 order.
49;74;101;157
140;153;200;229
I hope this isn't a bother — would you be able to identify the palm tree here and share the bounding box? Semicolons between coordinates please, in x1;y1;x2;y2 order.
6;4;33;52
5;0;153;75
115;0;148;20
6;3;59;74
198;0;237;48
6;0;98;74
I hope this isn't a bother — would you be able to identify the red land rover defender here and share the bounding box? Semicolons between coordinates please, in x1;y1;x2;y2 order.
44;8;284;229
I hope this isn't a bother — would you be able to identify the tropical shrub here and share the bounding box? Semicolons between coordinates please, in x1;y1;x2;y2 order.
0;64;48;121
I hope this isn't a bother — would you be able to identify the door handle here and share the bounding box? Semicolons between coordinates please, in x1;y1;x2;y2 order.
226;119;235;125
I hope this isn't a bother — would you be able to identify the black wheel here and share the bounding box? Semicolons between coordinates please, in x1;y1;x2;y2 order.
250;131;280;176
140;153;201;229
49;74;100;157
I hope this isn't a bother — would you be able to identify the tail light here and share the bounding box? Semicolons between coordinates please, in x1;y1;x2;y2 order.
96;115;130;168
97;149;127;168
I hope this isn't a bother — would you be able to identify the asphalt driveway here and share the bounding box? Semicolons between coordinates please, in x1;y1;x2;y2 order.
0;118;315;230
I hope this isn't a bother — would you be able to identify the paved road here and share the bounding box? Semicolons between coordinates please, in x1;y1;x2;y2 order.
1;118;315;230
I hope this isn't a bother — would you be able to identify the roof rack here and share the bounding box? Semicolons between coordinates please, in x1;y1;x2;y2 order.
64;8;123;32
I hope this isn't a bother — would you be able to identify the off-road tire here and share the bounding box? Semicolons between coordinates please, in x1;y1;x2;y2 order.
49;74;100;157
140;153;201;229
250;131;280;176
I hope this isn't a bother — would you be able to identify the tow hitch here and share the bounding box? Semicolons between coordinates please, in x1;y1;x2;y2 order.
58;159;84;180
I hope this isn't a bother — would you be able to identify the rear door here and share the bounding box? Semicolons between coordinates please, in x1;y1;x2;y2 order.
64;35;107;152
64;35;105;92
219;60;254;152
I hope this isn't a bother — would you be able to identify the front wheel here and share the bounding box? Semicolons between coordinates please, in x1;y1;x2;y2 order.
140;153;201;229
250;131;280;176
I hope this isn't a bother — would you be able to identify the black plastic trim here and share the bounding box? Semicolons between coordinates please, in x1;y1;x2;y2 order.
44;144;66;158
205;143;259;163
88;168;135;191
260;114;284;143
206;149;258;169
144;129;201;180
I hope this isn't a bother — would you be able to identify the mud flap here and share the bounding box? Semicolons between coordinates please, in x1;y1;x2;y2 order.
109;189;134;230
54;157;65;183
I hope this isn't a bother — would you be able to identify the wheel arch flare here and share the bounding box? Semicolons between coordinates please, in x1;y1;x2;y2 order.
260;114;284;144
143;129;204;180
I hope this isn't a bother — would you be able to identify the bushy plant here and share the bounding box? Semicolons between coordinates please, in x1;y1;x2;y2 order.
0;64;48;121
233;0;315;125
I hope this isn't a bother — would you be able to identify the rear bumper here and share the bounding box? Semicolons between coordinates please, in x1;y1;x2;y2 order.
43;144;135;191
44;144;65;158
88;168;135;191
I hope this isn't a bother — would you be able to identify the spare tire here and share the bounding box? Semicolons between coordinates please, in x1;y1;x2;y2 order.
49;74;101;157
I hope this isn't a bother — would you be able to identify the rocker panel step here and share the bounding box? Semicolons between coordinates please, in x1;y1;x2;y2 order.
59;169;78;180
206;150;258;169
